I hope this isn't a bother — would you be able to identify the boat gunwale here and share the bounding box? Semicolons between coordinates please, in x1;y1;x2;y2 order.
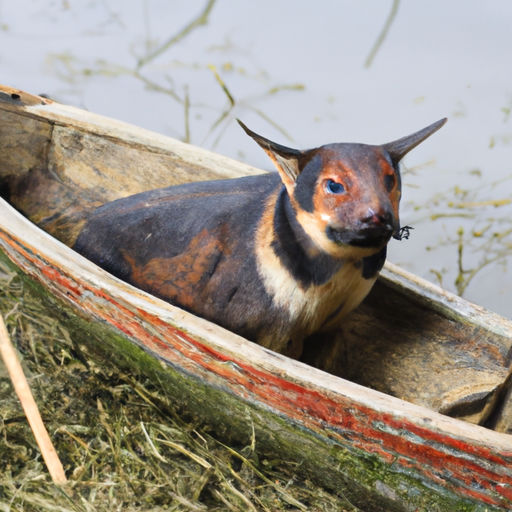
2;86;512;508
1;196;512;455
380;263;512;341
0;86;263;180
3;89;512;340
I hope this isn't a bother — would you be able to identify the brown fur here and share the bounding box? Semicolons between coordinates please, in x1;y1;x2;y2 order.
74;119;446;358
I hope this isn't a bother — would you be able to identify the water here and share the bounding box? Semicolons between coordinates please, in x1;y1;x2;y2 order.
2;0;512;317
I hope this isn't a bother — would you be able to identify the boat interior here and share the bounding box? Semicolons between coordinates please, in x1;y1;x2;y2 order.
1;86;512;435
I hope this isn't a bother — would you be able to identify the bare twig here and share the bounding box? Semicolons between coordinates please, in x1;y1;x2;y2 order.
454;198;511;208
184;85;191;143
364;0;400;68
46;0;304;148
252;107;293;141
137;0;217;69
0;315;67;485
208;64;235;106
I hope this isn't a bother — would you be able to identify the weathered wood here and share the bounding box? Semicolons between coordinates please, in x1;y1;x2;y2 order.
0;86;262;247
1;85;511;427
491;384;512;434
1;84;512;509
302;275;511;425
1;201;512;511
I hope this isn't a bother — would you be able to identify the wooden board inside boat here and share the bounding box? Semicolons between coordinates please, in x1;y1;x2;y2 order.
1;84;512;432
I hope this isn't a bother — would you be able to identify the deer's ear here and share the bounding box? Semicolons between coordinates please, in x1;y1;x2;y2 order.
238;120;303;189
382;118;447;166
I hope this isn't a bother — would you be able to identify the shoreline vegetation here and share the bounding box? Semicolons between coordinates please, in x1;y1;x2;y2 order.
0;259;357;511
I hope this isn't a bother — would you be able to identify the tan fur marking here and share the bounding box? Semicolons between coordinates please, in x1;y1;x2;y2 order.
255;191;377;354
295;207;378;260
261;149;297;195
380;159;401;224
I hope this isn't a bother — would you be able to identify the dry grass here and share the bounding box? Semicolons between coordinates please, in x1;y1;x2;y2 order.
0;259;357;511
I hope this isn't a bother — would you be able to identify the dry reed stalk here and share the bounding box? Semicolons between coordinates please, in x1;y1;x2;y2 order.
0;314;67;485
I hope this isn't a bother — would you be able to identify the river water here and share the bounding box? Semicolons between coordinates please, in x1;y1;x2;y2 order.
1;0;512;317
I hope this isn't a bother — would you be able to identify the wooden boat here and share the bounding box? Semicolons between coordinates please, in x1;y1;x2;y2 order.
1;84;512;511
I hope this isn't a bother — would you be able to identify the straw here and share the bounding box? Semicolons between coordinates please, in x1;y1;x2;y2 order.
0;314;67;485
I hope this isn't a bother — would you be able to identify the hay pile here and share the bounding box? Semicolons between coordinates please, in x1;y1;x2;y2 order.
0;260;357;511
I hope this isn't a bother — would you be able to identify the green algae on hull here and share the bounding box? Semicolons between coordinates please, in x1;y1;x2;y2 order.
0;248;505;512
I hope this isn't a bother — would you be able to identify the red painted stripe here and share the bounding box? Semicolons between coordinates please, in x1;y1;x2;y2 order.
1;228;511;506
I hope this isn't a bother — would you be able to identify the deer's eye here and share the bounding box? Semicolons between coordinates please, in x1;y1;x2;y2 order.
326;179;345;194
384;174;396;192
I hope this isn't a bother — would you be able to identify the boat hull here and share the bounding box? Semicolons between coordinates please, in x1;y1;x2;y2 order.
1;85;512;510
